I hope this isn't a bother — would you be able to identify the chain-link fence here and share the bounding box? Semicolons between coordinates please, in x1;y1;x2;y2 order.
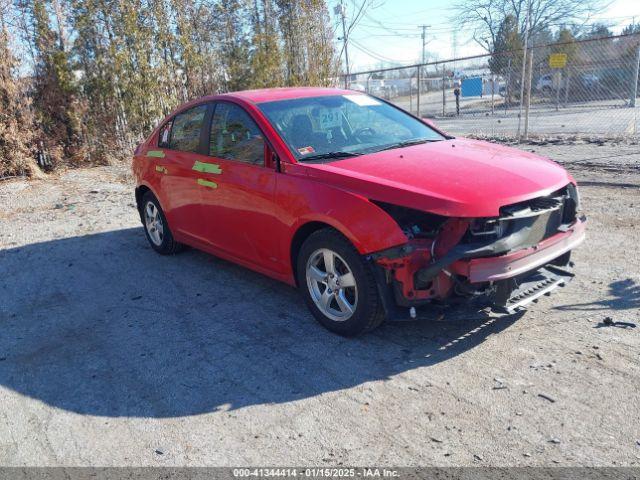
344;33;640;140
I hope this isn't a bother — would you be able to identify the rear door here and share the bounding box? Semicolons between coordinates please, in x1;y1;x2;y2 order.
156;103;212;244
199;101;281;271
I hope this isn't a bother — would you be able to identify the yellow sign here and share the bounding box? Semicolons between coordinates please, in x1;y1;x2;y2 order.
549;53;567;69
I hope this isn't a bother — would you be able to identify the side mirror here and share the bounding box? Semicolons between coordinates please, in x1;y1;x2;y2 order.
265;144;281;171
272;151;281;172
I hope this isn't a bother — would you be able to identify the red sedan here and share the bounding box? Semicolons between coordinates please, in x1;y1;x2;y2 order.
132;87;585;336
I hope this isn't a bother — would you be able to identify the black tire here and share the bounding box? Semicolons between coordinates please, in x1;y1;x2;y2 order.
140;191;183;255
297;228;385;336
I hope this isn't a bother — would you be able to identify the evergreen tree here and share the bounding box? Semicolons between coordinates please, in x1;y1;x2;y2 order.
249;0;284;88
580;24;613;40
1;0;339;172
275;0;337;86
554;28;578;64
622;24;640;36
488;15;522;102
31;0;84;165
488;15;522;76
214;0;252;92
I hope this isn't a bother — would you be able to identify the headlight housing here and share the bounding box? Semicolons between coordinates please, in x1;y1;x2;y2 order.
565;182;581;221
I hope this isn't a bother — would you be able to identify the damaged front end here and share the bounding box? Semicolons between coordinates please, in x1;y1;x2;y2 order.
368;184;586;320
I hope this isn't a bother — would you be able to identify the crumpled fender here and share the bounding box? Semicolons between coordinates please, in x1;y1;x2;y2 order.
277;165;408;256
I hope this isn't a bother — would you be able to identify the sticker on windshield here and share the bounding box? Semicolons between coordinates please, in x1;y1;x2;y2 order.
343;94;382;106
317;109;343;130
297;146;315;155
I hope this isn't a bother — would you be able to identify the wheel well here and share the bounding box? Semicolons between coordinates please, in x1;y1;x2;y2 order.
135;185;150;210
290;221;337;286
135;185;151;222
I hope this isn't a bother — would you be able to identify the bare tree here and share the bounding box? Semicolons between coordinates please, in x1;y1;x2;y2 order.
452;0;605;51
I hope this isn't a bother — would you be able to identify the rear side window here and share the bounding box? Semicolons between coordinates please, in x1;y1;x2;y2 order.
209;103;264;165
168;104;208;152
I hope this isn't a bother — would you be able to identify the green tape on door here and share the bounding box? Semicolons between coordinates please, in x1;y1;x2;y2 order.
146;150;165;158
197;178;218;189
192;161;222;174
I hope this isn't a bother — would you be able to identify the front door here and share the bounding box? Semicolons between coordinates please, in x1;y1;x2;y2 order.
199;101;281;272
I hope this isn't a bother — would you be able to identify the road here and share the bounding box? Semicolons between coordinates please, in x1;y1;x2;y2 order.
435;106;639;138
0;144;639;466
390;92;639;137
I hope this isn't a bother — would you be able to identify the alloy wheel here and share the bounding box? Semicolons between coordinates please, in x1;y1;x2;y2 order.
144;201;164;246
305;248;358;322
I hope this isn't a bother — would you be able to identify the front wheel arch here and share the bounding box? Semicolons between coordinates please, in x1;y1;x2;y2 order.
290;221;345;287
287;203;408;286
296;227;386;335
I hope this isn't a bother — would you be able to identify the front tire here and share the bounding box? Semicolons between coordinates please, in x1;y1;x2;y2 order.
297;229;385;336
141;191;182;255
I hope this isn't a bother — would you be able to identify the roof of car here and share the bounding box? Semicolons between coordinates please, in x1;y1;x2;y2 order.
216;87;358;104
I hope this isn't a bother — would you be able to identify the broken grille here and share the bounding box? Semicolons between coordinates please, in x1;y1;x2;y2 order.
467;184;577;249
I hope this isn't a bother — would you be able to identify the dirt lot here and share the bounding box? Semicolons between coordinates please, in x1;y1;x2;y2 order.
0;142;638;466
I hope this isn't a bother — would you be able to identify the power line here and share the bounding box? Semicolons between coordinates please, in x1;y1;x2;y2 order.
359;21;452;32
354;10;640;36
346;0;369;35
346;31;640;77
349;38;406;64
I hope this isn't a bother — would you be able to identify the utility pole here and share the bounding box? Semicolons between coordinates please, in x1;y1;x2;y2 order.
452;30;458;71
523;48;533;138
418;24;431;73
419;25;430;65
517;0;532;141
417;25;430;117
336;2;350;89
631;43;640;108
630;16;639;108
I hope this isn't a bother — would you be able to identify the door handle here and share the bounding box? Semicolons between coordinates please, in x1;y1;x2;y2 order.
197;178;218;189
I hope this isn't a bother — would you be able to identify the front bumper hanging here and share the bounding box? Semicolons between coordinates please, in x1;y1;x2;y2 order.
491;264;575;313
370;216;586;321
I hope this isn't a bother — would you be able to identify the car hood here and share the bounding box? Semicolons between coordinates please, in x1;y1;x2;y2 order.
302;138;573;217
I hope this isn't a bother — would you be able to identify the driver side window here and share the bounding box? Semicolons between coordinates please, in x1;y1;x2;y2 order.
209;103;265;165
343;101;412;139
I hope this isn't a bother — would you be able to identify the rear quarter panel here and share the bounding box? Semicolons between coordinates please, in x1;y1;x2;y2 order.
132;131;165;211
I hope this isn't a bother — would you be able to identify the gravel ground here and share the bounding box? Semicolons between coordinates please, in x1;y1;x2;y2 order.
0;143;638;467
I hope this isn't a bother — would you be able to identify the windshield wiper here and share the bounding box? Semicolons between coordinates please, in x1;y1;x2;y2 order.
300;151;362;162
375;138;439;152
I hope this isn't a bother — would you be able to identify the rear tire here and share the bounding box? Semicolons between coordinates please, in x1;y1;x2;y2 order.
297;229;385;336
141;191;182;255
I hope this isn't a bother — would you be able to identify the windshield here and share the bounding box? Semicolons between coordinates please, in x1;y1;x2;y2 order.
257;94;446;161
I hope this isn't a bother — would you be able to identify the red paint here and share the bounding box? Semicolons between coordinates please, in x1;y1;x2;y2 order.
133;87;583;303
304;138;572;217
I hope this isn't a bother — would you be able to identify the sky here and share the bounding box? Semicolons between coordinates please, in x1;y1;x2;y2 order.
331;0;640;72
